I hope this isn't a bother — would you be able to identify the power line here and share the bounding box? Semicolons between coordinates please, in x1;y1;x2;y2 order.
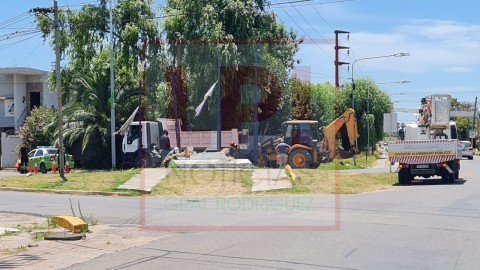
273;3;333;61
270;0;354;8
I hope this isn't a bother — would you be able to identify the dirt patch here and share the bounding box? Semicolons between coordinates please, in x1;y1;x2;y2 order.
0;212;174;270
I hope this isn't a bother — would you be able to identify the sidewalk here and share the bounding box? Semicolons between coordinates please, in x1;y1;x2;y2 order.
0;212;171;270
116;168;170;194
251;168;292;192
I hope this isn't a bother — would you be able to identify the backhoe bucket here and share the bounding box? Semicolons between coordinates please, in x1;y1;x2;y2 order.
338;149;354;159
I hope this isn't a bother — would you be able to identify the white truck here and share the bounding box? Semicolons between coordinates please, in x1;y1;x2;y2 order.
388;94;461;185
120;119;249;168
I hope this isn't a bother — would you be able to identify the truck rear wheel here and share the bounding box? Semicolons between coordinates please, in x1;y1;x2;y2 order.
441;171;454;184
398;170;412;185
288;149;312;169
404;171;413;185
398;170;406;185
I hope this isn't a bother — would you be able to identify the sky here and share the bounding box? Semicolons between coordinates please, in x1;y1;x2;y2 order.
1;0;480;124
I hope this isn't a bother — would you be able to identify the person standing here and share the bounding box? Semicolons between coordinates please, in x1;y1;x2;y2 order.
275;138;290;169
159;129;171;160
19;143;29;174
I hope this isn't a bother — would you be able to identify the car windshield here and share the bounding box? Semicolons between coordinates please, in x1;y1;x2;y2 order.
461;142;471;148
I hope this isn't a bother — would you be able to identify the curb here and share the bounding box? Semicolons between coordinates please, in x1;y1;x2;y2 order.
0;187;131;197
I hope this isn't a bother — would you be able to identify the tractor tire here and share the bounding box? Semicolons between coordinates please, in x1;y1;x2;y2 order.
288;148;312;169
40;163;47;174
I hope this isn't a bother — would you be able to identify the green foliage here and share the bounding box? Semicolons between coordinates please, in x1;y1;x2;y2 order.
35;0;162;168
163;0;299;131
311;82;336;130
19;107;57;151
340;79;393;150
290;76;312;120
454;117;471;140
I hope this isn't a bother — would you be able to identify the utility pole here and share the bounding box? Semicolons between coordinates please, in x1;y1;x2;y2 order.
334;30;350;107
53;0;65;177
472;96;477;148
217;56;222;151
31;2;64;175
334;30;350;161
109;0;116;170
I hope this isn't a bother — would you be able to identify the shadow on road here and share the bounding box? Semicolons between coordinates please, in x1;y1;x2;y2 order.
393;178;467;186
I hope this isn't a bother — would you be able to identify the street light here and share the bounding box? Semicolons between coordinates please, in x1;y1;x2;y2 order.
350;52;410;165
365;80;410;163
351;53;410;110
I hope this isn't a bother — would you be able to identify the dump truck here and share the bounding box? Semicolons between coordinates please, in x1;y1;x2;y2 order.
260;108;359;168
388;94;461;184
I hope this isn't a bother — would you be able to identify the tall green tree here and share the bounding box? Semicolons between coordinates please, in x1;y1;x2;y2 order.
290;76;311;120
311;82;336;130
163;0;300;131
35;0;162;168
341;78;393;151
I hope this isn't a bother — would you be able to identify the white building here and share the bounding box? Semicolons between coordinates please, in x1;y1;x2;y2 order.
0;67;57;168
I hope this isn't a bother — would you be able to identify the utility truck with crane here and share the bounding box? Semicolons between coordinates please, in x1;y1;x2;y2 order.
388;94;462;185
120;118;248;168
259;108;359;168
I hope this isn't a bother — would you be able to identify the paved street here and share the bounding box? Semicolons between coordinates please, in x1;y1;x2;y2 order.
1;157;479;269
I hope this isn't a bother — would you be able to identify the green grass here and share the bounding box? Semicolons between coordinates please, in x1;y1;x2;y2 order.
319;152;378;170
33;232;54;241
151;169;252;196
0;169;140;193
292;169;397;194
0;157;396;196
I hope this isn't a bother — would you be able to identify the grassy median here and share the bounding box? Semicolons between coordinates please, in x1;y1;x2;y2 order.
0;169;139;193
0;164;397;196
286;170;397;194
151;169;253;196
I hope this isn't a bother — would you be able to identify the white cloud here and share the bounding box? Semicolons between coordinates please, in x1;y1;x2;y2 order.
349;19;480;74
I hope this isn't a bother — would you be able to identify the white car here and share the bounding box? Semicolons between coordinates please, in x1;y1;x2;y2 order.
460;141;474;160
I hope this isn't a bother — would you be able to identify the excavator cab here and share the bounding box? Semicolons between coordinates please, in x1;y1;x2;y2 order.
282;121;319;148
281;120;321;168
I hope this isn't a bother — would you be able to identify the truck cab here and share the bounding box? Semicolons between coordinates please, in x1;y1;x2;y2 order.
122;121;163;168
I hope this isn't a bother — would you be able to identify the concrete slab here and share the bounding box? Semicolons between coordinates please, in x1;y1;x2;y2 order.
251;169;292;192
173;159;253;169
0;227;20;235
116;168;170;194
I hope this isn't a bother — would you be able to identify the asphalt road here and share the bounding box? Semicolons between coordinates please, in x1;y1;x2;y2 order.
1;157;480;269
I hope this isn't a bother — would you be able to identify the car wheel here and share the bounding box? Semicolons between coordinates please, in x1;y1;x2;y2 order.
468;156;473;160
40;163;47;174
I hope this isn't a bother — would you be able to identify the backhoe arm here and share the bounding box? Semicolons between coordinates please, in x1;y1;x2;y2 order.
322;108;359;160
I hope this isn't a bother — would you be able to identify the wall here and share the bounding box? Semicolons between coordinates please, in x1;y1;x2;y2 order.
42;80;57;109
0;75;14;96
1;132;20;168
